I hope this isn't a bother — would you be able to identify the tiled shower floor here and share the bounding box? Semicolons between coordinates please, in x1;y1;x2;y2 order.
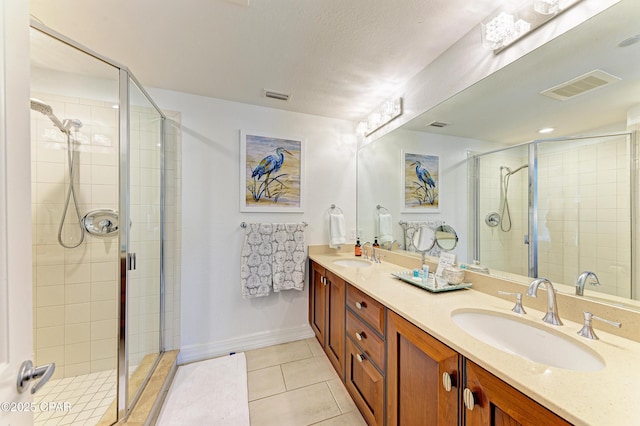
34;370;116;426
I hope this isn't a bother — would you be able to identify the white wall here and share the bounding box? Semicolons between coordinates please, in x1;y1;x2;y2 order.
357;129;503;262
147;88;357;363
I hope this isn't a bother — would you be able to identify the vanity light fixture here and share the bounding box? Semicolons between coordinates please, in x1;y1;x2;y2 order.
482;0;582;53
357;97;403;137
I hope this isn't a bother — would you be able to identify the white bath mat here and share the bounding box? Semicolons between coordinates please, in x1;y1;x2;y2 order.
157;353;250;426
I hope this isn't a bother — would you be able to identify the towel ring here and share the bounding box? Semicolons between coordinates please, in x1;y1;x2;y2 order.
330;204;344;214
376;204;390;214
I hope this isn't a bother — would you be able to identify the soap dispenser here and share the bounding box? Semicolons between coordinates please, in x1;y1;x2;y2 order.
355;238;362;257
373;238;380;248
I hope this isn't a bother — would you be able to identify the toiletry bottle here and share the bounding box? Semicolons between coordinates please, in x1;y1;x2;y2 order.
422;264;429;284
373;238;380;248
355;238;362;256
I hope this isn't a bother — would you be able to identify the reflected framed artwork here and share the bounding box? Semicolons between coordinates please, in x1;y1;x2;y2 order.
240;130;304;212
402;151;440;213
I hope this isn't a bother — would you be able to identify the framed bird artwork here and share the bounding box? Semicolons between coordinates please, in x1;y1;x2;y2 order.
402;151;440;213
240;130;304;212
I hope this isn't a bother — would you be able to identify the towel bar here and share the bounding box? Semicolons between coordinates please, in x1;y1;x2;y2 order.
240;221;308;228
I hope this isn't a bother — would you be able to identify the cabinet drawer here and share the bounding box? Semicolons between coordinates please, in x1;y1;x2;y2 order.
347;310;385;369
345;338;385;426
347;285;385;335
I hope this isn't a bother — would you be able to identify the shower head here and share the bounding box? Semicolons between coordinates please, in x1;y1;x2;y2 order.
30;98;53;115
30;98;69;134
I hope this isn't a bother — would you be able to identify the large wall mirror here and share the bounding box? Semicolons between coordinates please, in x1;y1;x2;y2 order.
356;0;640;309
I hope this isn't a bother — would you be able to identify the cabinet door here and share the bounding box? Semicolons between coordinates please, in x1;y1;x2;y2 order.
463;360;571;426
345;338;385;426
309;261;327;344
387;311;459;426
325;270;345;378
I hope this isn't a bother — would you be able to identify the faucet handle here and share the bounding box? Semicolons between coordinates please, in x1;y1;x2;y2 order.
498;291;526;314
577;311;622;340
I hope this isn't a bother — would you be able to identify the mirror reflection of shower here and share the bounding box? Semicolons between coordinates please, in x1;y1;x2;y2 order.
499;164;528;232
30;98;85;248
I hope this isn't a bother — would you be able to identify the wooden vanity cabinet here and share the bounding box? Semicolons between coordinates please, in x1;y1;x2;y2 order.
344;284;387;426
463;360;571;426
387;310;459;426
310;259;573;426
345;337;385;426
309;260;345;378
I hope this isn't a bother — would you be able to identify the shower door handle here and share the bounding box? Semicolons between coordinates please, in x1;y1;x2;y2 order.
17;360;55;394
128;253;137;271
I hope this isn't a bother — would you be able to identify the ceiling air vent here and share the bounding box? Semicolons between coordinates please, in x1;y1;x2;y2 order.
264;90;290;101
540;69;621;101
426;121;449;128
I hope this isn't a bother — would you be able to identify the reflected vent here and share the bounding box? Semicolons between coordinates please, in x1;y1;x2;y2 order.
540;69;621;101
426;121;449;128
264;90;290;101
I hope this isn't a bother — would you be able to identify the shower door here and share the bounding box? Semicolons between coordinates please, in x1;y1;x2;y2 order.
473;132;634;297
536;133;632;297
119;75;163;414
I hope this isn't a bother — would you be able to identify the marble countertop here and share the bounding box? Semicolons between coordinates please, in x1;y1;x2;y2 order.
309;250;640;426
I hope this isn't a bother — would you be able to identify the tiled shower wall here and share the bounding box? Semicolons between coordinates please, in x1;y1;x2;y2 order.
476;135;631;297
32;93;119;379
537;135;630;298
477;151;529;276
32;93;182;379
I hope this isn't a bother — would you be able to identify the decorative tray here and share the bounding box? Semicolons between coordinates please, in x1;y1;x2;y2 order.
390;271;472;293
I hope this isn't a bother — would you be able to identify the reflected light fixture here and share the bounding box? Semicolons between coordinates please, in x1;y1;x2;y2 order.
482;0;582;53
357;97;403;137
538;127;554;134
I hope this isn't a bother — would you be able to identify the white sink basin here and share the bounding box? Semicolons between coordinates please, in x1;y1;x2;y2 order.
451;309;605;371
332;259;372;268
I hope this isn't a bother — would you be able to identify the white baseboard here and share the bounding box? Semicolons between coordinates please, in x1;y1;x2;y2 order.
178;324;315;365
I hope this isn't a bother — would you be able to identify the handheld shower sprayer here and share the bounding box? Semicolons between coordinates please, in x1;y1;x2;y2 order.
30;98;85;248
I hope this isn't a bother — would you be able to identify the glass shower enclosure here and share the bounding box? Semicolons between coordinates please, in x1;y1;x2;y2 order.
470;132;637;300
30;21;164;423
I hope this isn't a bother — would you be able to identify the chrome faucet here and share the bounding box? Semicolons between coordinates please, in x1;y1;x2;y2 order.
362;242;373;261
526;278;563;325
576;271;600;296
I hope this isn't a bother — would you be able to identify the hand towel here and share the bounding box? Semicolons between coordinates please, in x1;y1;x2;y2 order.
378;213;393;244
272;223;306;292
240;223;274;298
329;211;346;248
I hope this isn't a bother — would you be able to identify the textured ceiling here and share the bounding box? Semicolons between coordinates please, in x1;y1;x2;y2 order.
29;0;508;121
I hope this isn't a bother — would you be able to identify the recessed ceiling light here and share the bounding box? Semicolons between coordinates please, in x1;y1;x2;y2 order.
619;34;640;48
539;127;554;134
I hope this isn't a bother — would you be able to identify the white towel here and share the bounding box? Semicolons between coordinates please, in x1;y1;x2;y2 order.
378;213;393;244
272;223;306;292
329;211;346;248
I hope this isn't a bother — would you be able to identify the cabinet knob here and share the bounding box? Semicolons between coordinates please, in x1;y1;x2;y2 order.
442;372;455;392
355;332;365;341
463;388;476;411
355;301;366;310
356;353;365;363
322;276;327;285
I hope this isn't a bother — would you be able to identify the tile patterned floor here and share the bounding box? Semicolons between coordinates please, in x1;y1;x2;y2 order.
33;370;116;426
246;338;366;426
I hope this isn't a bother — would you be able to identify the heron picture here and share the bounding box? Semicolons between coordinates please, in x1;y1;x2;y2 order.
240;131;303;212
403;152;439;212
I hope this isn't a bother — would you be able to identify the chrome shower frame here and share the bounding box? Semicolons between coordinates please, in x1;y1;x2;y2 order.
30;20;167;423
